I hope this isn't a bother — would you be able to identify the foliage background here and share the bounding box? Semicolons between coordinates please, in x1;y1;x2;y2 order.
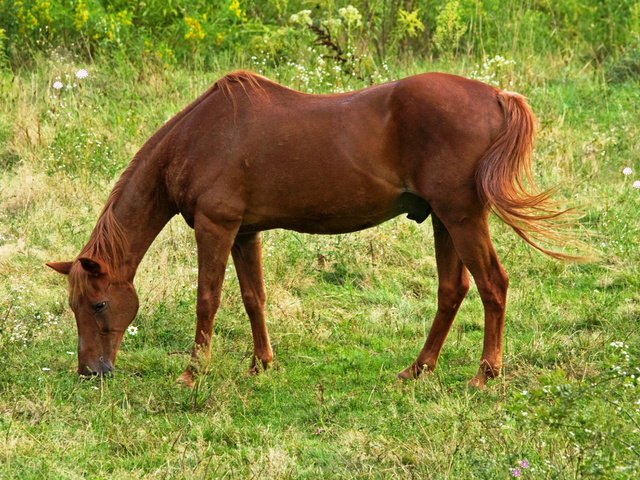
1;1;639;478
1;1;640;77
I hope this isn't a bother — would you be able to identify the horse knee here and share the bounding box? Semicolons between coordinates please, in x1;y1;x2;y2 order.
242;290;266;316
196;293;221;318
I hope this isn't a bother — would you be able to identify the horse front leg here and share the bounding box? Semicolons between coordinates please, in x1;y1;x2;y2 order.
398;215;469;379
231;232;273;374
178;214;239;387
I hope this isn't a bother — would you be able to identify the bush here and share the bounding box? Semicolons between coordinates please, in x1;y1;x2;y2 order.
1;1;640;70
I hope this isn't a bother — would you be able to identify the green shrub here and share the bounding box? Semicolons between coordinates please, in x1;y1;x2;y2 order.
1;1;639;70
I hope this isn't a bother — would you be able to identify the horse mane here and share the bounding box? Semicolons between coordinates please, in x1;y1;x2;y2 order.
81;179;131;266
213;70;270;117
214;70;269;99
69;175;130;303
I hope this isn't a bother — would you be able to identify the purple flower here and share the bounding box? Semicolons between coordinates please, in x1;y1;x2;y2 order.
510;467;522;477
519;459;530;469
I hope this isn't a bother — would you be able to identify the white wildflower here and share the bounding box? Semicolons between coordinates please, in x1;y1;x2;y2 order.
290;10;312;26
633;180;640;189
323;18;343;30
75;69;89;79
622;167;632;176
42;367;50;371
338;5;362;27
127;325;138;336
52;81;63;90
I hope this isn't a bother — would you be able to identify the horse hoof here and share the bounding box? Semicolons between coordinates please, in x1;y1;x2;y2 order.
397;364;421;380
177;370;196;388
467;375;487;389
248;359;272;375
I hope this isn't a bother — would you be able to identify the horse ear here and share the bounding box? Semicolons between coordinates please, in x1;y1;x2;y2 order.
46;261;73;275
78;257;107;277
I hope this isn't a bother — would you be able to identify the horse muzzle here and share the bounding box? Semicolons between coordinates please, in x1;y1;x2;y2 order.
78;357;115;377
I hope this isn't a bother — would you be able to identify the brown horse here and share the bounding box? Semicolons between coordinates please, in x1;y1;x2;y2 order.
47;71;567;388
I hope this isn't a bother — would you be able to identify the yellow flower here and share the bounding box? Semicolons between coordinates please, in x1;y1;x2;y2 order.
184;16;205;42
229;0;245;20
74;0;89;30
397;9;424;38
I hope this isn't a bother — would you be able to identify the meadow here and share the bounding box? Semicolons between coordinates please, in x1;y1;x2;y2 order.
1;1;639;478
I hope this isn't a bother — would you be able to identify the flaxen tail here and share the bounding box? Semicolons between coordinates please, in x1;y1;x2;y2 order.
475;90;581;260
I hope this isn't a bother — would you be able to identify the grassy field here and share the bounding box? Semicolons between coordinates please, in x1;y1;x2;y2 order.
1;45;639;479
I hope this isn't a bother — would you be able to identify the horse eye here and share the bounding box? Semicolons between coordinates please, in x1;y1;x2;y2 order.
93;301;107;312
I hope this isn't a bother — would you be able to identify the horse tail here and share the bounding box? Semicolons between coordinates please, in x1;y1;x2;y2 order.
475;90;578;260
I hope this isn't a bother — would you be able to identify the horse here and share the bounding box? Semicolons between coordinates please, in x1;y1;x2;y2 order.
47;70;570;388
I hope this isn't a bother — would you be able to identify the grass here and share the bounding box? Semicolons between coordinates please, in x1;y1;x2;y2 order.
0;51;639;478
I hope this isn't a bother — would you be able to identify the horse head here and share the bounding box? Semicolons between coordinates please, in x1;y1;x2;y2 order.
47;258;138;376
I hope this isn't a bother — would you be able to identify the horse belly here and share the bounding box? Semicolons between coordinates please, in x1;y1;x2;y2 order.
284;202;402;234
241;187;429;235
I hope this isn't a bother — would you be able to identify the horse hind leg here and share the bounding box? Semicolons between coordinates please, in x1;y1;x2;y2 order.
231;232;273;374
398;215;469;379
438;210;509;388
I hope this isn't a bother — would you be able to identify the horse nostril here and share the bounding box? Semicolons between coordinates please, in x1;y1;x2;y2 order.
99;358;114;375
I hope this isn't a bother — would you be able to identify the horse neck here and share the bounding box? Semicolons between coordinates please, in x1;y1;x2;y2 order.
81;77;219;280
83;154;174;282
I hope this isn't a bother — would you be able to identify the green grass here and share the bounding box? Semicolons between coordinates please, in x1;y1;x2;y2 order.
1;52;639;478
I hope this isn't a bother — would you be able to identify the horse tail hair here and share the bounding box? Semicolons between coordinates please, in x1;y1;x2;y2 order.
475;90;582;260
